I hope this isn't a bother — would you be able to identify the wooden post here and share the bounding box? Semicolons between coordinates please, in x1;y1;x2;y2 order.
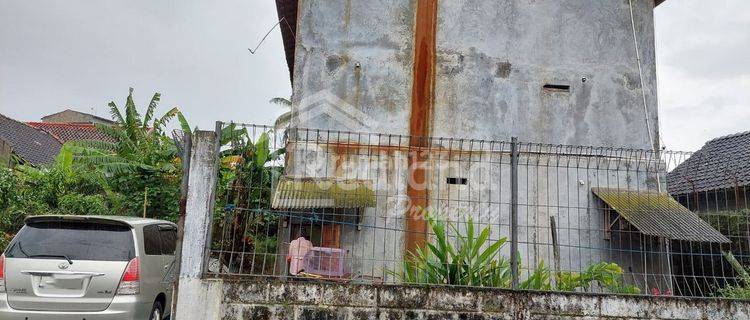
550;216;561;280
170;132;192;319
142;187;148;218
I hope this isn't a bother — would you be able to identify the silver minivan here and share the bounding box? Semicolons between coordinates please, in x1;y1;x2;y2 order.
0;215;177;320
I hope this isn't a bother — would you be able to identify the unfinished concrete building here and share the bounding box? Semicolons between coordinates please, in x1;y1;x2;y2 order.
270;0;728;293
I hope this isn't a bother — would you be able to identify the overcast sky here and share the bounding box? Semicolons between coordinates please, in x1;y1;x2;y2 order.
1;1;748;151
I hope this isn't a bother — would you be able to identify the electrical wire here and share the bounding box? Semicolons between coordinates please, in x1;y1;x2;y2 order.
248;17;295;55
628;0;663;193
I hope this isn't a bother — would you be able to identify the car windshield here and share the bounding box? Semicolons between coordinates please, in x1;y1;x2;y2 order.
5;220;135;262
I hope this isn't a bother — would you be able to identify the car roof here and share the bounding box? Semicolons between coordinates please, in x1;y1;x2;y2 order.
25;215;177;229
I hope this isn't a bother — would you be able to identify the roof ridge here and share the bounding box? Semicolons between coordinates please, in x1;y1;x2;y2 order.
41;109;114;124
27;121;98;128
706;130;750;144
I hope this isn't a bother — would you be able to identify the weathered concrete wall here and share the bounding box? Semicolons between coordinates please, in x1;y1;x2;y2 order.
432;0;659;148
285;0;667;295
291;0;416;134
292;0;659;149
218;280;750;320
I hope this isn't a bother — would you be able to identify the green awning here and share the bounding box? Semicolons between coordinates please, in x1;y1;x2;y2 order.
272;177;376;209
592;188;730;243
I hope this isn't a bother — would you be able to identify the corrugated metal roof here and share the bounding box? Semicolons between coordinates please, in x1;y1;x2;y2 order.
592;188;729;243
272;177;376;209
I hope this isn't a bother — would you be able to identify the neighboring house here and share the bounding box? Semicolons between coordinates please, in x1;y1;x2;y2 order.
269;0;726;294
666;131;750;295
28;108;116;144
668;131;750;212
0;113;62;167
0;110;115;168
41;109;114;125
26;122;115;144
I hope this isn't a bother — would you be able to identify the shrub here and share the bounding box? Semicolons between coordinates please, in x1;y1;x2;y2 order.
58;193;109;215
717;251;750;299
391;211;639;293
556;262;640;294
394;213;509;287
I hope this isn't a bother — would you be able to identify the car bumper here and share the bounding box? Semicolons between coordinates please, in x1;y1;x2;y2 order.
0;293;151;320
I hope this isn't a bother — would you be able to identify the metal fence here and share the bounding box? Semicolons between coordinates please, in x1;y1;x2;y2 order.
204;122;750;299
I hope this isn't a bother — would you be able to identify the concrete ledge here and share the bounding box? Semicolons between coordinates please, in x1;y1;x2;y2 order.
177;278;223;320
212;279;750;320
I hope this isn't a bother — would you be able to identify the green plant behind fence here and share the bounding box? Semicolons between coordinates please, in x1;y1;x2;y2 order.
717;251;750;299
391;211;639;294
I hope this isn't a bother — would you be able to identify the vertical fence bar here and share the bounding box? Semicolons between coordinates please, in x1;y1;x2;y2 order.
510;136;519;289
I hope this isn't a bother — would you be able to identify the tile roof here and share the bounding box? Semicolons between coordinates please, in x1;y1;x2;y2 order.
27;122;116;143
592;188;729;243
667;131;750;195
0;114;62;166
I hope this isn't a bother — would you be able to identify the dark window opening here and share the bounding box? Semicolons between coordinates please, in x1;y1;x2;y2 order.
5;221;135;261
447;177;468;185
143;225;162;255
159;226;177;255
543;84;571;92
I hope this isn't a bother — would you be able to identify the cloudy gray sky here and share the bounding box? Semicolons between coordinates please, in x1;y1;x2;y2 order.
1;1;748;151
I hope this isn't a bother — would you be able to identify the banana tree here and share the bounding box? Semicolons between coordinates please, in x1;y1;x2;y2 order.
269;97;292;129
66;88;190;219
213;123;285;274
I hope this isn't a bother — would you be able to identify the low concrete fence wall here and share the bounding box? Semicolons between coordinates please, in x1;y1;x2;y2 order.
213;280;750;320
175;131;750;320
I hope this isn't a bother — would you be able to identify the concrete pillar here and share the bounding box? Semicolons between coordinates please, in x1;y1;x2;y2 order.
175;130;222;320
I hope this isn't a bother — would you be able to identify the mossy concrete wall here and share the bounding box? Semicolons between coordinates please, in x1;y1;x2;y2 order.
217;279;750;320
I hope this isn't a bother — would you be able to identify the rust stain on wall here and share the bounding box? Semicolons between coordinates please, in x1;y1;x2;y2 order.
406;0;438;255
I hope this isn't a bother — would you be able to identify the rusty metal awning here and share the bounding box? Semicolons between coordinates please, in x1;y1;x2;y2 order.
592;188;730;243
272;177;376;209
